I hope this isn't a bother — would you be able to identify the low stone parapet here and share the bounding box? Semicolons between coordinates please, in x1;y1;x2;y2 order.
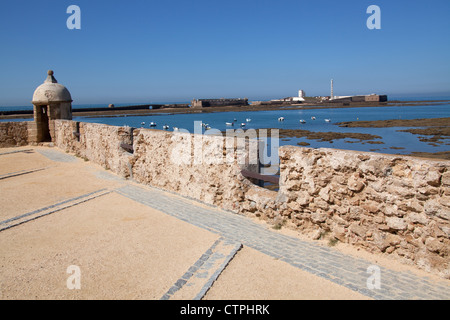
27;120;450;278
276;146;450;278
0;122;29;147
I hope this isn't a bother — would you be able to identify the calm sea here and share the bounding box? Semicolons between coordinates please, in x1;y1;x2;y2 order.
2;98;449;164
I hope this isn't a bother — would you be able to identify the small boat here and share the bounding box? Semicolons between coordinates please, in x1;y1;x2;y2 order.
141;122;145;126
241;123;246;127
278;117;285;121
233;118;237;122
149;122;157;127
311;117;316;120
205;126;211;130
325;119;331;123
226;122;234;126
299;119;306;124
246;118;252;122
163;125;169;130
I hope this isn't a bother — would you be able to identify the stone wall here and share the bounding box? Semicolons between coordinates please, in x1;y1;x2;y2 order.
54;120;133;178
274;146;450;278
0;122;29;147
130;129;256;210
53;120;258;211
50;120;450;278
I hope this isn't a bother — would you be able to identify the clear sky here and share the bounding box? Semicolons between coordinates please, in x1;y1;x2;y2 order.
0;0;449;106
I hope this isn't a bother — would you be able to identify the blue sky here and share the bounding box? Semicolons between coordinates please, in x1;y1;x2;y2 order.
0;0;449;106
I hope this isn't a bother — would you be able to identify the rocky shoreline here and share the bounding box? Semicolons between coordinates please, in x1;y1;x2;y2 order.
259;128;384;145
338;117;450;160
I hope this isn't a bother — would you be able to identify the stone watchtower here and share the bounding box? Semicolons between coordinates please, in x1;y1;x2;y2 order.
29;70;73;143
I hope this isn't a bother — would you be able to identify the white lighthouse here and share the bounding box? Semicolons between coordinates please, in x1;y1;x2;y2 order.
298;90;305;99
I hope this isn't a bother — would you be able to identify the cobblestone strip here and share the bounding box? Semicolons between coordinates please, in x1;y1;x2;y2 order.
160;238;220;300
35;148;78;163
116;184;450;300
0;167;51;180
193;238;243;300
0;149;34;156
160;237;242;301
0;188;112;232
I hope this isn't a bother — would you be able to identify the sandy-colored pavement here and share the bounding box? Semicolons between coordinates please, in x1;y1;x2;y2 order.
0;146;449;300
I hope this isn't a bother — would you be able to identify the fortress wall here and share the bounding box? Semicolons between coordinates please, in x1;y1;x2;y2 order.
0;121;29;147
129;128;257;209
275;146;450;278
54;120;134;178
41;121;450;277
53;120;261;211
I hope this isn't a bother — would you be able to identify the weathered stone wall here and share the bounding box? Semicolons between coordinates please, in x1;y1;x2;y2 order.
0;122;29;147
130;129;256;210
274;146;450;278
51;120;450;278
54;120;133;178
53;121;258;211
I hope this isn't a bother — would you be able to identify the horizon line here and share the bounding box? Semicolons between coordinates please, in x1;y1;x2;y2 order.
2;92;450;108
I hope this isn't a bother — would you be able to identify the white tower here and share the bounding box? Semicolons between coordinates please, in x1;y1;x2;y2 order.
330;79;334;100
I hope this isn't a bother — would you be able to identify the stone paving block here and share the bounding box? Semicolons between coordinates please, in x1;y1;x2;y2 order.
161;237;242;300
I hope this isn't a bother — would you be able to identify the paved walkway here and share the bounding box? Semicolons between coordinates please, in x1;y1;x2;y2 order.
116;184;450;300
1;147;449;300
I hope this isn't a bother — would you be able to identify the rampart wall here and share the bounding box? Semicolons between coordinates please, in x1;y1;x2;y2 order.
0;121;29;147
1;119;449;278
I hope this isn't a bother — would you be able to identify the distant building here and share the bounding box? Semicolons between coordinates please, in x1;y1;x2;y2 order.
328;79;387;103
292;90;306;102
365;94;388;102
191;98;248;108
328;94;388;103
271;89;305;103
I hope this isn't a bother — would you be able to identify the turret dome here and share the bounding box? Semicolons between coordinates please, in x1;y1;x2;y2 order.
32;70;72;104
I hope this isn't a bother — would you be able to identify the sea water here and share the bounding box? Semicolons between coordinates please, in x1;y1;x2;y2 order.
2;101;449;160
